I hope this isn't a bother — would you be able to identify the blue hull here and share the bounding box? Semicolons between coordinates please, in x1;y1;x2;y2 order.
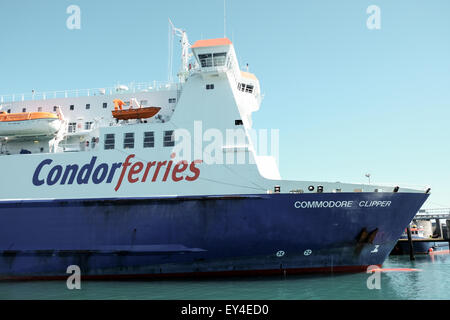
0;192;428;279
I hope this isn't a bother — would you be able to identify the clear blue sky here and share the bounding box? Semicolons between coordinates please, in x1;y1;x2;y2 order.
0;0;449;208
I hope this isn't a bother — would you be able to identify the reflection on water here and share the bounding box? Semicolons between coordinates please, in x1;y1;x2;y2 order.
0;255;449;300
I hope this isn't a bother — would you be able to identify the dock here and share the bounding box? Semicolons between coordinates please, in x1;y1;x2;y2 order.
392;208;450;259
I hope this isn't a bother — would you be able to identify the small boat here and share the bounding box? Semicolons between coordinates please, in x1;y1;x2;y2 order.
112;99;161;120
0;111;62;137
391;224;449;255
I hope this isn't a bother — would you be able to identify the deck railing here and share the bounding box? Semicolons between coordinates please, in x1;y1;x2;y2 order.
0;81;180;104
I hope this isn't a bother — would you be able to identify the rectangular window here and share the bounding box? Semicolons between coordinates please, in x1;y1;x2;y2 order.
237;83;253;94
70;105;74;111
53;106;58;112
86;104;90;110
213;52;227;66
140;100;148;106
163;130;175;147
84;122;93;130
143;131;155;148
103;102;108;109
168;98;176;103
104;134;115;150
7;109;11;114
206;84;215;90
123;132;135;149
38;107;42;112
198;53;212;68
22;108;26;112
68;122;77;133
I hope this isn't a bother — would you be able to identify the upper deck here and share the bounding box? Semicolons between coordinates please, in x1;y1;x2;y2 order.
0;35;263;158
0;81;180;104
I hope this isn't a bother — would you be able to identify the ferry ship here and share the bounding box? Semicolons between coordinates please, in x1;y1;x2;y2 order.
0;25;429;279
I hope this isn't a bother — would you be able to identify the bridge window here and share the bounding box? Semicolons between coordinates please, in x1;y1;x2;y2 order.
68;122;77;133
143;131;155;148
237;83;254;94
104;134;115;150
198;53;212;68
213;52;227;66
198;52;227;68
163;130;175;147
124;132;135;149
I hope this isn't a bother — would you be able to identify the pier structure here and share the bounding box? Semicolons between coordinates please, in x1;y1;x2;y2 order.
414;208;450;239
396;208;450;260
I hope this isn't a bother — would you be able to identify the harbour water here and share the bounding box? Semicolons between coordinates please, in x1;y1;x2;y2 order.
1;254;449;300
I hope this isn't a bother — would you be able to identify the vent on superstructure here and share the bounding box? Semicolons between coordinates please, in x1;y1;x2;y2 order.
143;132;155;148
123;133;135;149
164;131;175;147
104;134;115;150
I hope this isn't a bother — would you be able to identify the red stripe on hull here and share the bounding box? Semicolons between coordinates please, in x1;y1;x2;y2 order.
0;265;381;281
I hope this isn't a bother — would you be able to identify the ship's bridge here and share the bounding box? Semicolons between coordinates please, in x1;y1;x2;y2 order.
190;38;260;98
191;38;239;76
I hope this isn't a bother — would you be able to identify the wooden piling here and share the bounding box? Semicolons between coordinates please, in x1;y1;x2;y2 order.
445;219;450;249
406;226;415;261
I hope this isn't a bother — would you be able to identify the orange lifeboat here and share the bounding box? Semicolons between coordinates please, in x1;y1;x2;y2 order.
112;99;161;120
0;111;59;122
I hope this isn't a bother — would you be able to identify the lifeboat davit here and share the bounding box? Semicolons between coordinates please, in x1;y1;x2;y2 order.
112;99;161;120
0;111;63;137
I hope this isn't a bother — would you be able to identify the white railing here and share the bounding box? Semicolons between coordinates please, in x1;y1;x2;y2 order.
0;81;181;104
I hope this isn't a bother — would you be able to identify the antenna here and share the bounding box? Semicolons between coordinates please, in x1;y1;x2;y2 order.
168;19;192;83
224;0;226;38
168;19;174;82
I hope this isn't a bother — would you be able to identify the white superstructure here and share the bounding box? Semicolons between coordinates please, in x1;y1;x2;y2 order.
0;28;427;201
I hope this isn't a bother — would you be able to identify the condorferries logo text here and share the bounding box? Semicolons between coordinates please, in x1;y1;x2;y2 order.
32;154;202;191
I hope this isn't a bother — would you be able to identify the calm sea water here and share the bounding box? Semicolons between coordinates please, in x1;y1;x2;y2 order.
1;254;449;300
